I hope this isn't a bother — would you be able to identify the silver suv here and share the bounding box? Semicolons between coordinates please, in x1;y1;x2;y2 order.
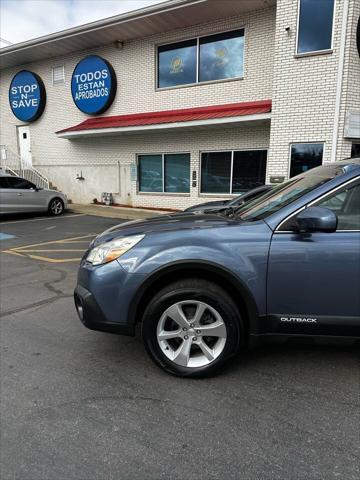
0;174;67;215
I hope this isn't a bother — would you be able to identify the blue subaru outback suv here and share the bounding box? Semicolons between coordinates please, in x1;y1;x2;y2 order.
75;159;360;377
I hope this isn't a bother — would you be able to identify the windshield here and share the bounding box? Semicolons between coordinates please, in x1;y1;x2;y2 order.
235;164;347;221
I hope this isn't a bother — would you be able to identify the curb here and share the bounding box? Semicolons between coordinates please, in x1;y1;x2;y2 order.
69;203;173;220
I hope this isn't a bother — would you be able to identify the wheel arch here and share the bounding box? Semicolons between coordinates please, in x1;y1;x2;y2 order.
47;195;64;212
129;261;260;337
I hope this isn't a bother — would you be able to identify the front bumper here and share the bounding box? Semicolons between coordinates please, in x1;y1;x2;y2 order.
74;285;134;336
74;259;143;336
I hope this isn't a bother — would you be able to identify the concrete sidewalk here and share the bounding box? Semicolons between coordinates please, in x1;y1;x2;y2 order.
69;203;175;220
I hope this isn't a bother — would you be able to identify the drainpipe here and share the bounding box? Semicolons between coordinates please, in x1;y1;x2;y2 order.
331;0;349;162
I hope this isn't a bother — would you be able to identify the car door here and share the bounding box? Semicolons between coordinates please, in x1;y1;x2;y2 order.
5;177;45;213
266;177;360;337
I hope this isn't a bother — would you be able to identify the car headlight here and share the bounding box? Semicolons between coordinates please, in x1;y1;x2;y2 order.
86;234;145;266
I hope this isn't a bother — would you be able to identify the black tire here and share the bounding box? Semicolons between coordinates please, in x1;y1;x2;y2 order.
141;278;243;378
48;197;64;216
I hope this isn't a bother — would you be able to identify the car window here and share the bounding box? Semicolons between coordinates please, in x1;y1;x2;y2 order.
235;163;352;222
316;182;360;231
0;177;10;188
6;177;36;189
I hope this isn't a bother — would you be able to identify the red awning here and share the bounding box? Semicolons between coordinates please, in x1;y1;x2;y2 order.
56;100;271;137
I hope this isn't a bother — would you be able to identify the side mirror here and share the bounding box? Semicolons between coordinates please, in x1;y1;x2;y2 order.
293;206;338;233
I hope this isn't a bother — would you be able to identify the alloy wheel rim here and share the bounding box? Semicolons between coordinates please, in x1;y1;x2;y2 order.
51;200;63;214
156;300;227;368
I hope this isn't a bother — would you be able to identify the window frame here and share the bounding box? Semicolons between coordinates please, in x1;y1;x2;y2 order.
351;143;360;158
156;27;246;91
295;0;336;57
6;176;36;190
52;65;65;85
288;142;325;179
137;152;191;195
199;148;268;197
276;176;360;233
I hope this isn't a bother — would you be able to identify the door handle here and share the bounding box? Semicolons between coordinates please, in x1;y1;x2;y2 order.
17;193;23;196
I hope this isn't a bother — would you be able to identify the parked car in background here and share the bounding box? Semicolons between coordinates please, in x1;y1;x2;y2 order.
75;158;360;377
184;185;272;213
0;174;67;215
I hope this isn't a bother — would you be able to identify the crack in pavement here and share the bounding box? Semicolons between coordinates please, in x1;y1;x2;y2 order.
1;265;73;318
0;294;73;318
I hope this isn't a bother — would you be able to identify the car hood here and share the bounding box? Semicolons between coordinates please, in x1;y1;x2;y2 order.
44;188;66;197
91;211;237;246
185;200;229;212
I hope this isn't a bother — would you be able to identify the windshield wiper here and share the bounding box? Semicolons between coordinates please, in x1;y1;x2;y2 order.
221;206;238;217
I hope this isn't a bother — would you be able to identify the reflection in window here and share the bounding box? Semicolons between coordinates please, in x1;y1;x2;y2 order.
199;30;244;82
290;143;324;178
158;29;245;88
201;150;267;194
232;150;267;193
297;0;335;54
138;154;163;192
139;153;190;193
164;154;190;193
6;177;35;189
318;183;360;231
158;40;197;88
201;152;231;194
351;143;360;158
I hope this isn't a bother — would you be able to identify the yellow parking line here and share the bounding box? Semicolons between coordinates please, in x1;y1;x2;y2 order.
14;234;96;251
14;233;97;250
25;254;82;263
19;249;85;253
63;240;94;244
2;250;25;257
1;233;95;263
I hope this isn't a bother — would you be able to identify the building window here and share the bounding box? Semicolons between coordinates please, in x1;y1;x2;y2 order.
201;150;267;194
351;143;360;158
289;143;324;177
297;0;335;55
199;30;244;82
52;65;65;84
157;29;244;88
138;153;190;193
158;40;197;88
232;150;267;193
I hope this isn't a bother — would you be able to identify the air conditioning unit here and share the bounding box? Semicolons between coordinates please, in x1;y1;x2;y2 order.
344;110;360;139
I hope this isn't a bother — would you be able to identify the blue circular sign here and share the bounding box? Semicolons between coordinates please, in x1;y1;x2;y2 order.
9;70;46;122
71;55;117;115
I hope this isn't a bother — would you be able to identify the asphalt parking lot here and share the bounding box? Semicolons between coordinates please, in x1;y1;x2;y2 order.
0;212;359;480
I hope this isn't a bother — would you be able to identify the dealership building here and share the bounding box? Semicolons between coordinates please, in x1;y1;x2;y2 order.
0;0;359;209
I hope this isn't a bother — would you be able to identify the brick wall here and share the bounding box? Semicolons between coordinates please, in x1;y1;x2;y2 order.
268;0;352;180
337;0;360;159
0;1;358;209
38;123;270;207
0;6;276;208
0;8;275;152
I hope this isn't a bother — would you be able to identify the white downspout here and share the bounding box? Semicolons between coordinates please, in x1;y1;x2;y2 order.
331;0;349;162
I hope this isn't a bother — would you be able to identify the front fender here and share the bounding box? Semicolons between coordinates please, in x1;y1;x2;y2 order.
118;223;271;320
